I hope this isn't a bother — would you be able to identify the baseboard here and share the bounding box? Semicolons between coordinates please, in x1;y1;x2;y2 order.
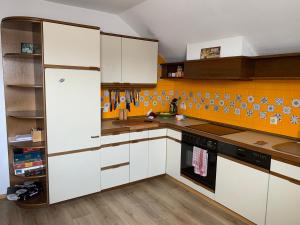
0;194;6;200
165;175;255;225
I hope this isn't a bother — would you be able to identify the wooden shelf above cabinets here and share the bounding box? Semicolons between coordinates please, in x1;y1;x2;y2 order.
101;83;156;90
7;110;44;119
251;53;300;79
184;56;254;80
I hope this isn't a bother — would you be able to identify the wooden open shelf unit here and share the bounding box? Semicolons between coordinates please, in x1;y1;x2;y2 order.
1;17;48;207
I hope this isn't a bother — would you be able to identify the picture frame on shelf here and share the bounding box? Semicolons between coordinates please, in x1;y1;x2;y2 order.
200;46;221;59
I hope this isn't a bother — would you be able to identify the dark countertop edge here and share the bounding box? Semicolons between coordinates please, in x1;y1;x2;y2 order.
101;118;300;165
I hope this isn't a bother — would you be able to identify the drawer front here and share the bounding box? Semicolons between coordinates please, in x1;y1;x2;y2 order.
149;129;167;138
130;130;149;140
101;165;129;190
271;159;300;180
101;133;129;145
101;144;129;167
167;129;182;141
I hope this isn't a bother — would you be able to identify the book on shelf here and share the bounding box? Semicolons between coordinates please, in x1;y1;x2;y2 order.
9;134;32;143
15;165;45;175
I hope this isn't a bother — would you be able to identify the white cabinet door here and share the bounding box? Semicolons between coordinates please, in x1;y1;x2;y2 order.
45;69;100;154
266;175;300;225
148;138;167;177
122;38;158;84
101;34;122;83
130;141;149;182
48;151;100;204
101;144;129;167
166;139;181;179
101;165;129;190
43;22;100;67
215;156;269;225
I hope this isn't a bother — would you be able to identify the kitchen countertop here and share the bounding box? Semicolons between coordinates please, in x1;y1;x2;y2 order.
102;117;300;165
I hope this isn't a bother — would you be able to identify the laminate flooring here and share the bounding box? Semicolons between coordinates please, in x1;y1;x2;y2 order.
0;176;248;225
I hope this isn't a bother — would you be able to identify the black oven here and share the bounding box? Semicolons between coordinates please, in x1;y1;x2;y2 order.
181;131;218;191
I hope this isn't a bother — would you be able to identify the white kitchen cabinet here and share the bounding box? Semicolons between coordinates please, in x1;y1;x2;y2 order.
48;151;100;204
130;140;149;182
122;38;158;84
43;22;100;67
166;139;181;179
100;144;129;167
266;175;300;225
100;34;122;83
101;165;129;190
148;138;167;177
45;68;100;154
215;156;269;225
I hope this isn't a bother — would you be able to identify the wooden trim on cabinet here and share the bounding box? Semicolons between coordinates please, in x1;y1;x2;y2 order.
100;31;158;42
218;154;270;174
101;162;129;171
44;64;100;71
47;147;100;157
43;18;100;30
270;171;300;185
167;136;182;144
272;156;300;167
130;138;149;144
101;141;131;148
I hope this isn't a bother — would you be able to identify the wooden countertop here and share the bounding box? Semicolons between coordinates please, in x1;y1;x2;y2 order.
102;117;300;165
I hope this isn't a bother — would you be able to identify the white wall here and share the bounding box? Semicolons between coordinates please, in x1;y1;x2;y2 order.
186;36;257;60
0;0;138;195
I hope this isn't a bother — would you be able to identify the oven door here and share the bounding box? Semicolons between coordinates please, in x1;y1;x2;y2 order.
181;142;217;191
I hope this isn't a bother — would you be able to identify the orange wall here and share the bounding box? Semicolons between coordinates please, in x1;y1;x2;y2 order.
102;56;300;138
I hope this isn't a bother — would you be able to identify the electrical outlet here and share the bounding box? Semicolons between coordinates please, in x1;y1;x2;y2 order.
270;116;278;125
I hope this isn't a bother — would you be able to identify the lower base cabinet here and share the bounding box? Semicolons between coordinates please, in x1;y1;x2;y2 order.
48;151;100;204
101;165;130;190
166;139;181;179
148;138;167;177
130;141;149;182
266;175;300;225
215;156;269;225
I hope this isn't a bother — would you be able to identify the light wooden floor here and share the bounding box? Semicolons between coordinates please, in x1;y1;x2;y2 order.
0;176;247;225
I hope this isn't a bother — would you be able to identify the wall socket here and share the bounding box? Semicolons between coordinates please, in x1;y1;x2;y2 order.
270;116;278;125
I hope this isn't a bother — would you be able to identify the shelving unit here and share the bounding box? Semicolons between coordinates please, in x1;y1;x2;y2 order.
1;17;48;207
160;62;184;79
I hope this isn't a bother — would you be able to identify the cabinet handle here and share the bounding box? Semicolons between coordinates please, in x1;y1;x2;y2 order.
91;135;100;139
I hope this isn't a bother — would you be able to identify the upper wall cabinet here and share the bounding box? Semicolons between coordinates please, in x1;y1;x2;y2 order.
101;33;158;84
122;38;158;84
43;22;100;68
101;34;122;83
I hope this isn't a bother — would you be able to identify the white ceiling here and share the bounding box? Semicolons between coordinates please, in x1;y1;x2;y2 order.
121;0;300;61
45;0;147;14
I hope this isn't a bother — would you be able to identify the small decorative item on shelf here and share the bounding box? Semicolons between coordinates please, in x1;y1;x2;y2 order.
169;98;178;114
176;66;184;77
200;46;221;59
21;43;41;54
31;128;44;143
118;108;128;120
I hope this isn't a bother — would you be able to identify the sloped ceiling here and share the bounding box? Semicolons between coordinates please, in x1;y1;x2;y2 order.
120;0;300;62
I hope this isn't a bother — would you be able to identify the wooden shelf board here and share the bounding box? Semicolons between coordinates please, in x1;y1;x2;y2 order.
3;53;42;58
7;84;43;88
9;141;45;149
101;83;157;90
7;110;44;119
13;174;46;180
160;76;184;79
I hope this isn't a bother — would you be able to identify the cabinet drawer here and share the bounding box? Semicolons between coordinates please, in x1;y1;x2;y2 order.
101;144;129;167
149;129;167;138
101;165;129;190
130;130;149;140
101;133;129;145
271;159;300;180
167;129;182;141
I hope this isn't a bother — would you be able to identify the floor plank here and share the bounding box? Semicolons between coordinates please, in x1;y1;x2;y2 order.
0;176;248;225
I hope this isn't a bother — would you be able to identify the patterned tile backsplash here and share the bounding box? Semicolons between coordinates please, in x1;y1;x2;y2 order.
102;79;300;138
